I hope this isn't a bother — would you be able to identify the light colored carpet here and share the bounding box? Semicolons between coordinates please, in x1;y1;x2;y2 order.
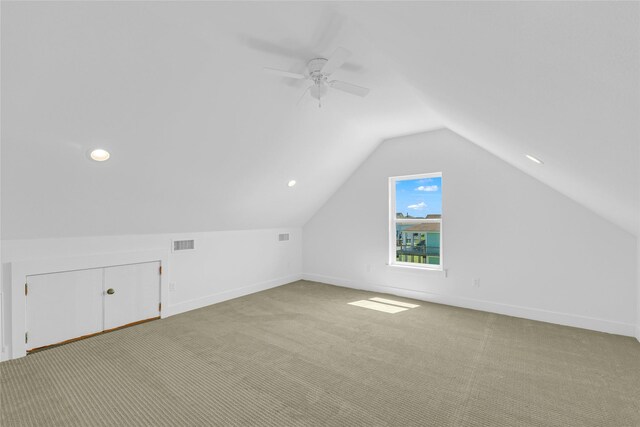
1;280;639;426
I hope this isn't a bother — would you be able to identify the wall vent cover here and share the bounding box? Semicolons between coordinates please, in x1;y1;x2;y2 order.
278;233;290;242
173;239;195;251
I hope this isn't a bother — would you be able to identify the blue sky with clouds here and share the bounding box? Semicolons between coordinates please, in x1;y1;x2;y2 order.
395;177;442;217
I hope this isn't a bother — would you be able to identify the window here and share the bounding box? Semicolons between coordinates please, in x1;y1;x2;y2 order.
389;173;442;269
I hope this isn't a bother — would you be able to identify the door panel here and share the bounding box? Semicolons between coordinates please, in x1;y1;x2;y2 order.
103;262;160;330
26;268;104;350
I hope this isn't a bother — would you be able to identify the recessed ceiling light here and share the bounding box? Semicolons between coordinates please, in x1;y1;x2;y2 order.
90;149;110;162
525;154;543;164
288;180;297;187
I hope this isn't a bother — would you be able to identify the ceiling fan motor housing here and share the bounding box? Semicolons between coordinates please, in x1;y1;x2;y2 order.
307;58;328;76
307;58;327;83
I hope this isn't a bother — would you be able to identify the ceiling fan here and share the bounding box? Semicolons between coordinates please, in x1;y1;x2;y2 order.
263;47;370;107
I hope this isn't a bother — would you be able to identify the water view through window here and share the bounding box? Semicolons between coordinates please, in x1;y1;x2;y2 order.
393;175;442;266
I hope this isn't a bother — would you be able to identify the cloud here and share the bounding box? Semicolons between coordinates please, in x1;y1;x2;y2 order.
415;185;438;192
407;202;427;210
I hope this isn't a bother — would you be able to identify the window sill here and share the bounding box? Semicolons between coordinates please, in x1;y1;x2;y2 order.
387;262;443;272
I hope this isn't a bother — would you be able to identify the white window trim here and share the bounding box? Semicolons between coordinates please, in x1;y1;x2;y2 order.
388;172;443;271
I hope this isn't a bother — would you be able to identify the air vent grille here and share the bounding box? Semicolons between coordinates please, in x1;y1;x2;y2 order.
278;233;290;242
173;239;195;251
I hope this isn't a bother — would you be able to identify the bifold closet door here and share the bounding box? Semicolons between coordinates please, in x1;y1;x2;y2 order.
26;268;104;351
103;262;161;330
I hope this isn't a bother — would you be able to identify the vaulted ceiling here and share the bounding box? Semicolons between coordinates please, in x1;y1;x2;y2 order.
2;1;638;239
341;1;639;236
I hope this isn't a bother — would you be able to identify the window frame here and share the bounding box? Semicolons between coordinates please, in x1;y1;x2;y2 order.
388;172;443;271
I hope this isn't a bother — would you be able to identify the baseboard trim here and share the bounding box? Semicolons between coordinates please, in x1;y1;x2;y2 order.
165;274;302;317
302;273;636;337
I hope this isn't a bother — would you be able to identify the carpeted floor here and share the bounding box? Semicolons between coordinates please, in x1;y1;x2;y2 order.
1;280;639;426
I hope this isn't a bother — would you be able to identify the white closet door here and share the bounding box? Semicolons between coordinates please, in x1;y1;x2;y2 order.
103;262;160;330
26;268;104;351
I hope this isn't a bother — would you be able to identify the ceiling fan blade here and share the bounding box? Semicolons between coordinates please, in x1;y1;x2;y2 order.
241;35;312;60
321;47;351;75
263;67;306;80
329;80;370;97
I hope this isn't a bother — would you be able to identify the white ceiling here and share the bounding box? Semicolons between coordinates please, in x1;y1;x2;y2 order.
1;1;638;239
340;1;640;236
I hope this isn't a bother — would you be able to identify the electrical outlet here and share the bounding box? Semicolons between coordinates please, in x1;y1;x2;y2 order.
169;282;176;292
472;278;480;288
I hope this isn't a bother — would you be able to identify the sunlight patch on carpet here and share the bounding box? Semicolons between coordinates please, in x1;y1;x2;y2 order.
348;300;408;313
369;297;419;308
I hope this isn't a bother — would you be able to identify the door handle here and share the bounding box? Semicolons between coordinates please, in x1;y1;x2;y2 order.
106;288;115;295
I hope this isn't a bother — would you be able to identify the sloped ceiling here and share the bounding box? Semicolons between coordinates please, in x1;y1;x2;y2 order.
339;1;640;235
0;1;442;239
1;1;638;239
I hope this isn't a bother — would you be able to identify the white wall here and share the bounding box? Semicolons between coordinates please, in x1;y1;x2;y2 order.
1;228;302;360
303;129;637;336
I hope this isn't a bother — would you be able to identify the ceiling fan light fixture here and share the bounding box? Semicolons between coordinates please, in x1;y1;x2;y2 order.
309;83;328;100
